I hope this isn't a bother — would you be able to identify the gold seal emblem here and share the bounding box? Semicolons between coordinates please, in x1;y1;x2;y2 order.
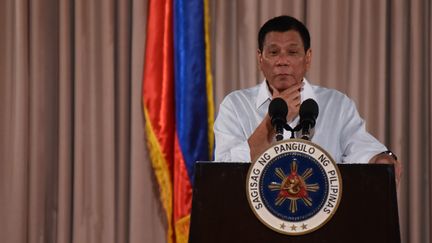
246;139;342;235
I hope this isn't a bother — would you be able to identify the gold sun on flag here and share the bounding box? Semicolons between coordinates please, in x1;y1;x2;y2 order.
268;160;320;213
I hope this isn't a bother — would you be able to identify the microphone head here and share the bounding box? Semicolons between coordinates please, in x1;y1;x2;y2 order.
299;99;319;126
269;98;288;123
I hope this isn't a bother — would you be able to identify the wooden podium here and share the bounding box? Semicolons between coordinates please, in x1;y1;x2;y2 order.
188;162;400;243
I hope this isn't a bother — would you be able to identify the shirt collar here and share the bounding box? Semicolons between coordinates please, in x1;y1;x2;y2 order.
255;78;317;109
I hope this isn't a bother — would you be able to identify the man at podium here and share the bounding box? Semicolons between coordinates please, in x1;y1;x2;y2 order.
213;15;401;184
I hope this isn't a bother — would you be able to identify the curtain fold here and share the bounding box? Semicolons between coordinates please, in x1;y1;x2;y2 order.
0;0;430;243
0;0;30;243
57;0;74;242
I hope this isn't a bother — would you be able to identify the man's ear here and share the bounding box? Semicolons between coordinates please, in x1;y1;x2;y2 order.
257;49;263;67
305;48;312;70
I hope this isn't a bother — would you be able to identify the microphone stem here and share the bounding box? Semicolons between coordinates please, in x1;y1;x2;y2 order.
301;123;311;140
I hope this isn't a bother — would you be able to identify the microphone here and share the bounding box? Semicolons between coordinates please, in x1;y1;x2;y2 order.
268;98;288;141
299;99;319;140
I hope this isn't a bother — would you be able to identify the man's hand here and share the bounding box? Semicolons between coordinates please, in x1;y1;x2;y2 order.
270;82;304;122
248;115;274;162
248;81;304;161
369;153;403;187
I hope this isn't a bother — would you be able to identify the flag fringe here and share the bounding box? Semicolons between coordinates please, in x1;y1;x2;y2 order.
143;106;174;243
204;0;215;159
175;214;191;243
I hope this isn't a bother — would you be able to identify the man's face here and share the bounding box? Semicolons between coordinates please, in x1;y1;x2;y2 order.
258;30;312;92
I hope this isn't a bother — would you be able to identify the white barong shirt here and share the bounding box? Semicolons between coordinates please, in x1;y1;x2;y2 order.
214;79;386;163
